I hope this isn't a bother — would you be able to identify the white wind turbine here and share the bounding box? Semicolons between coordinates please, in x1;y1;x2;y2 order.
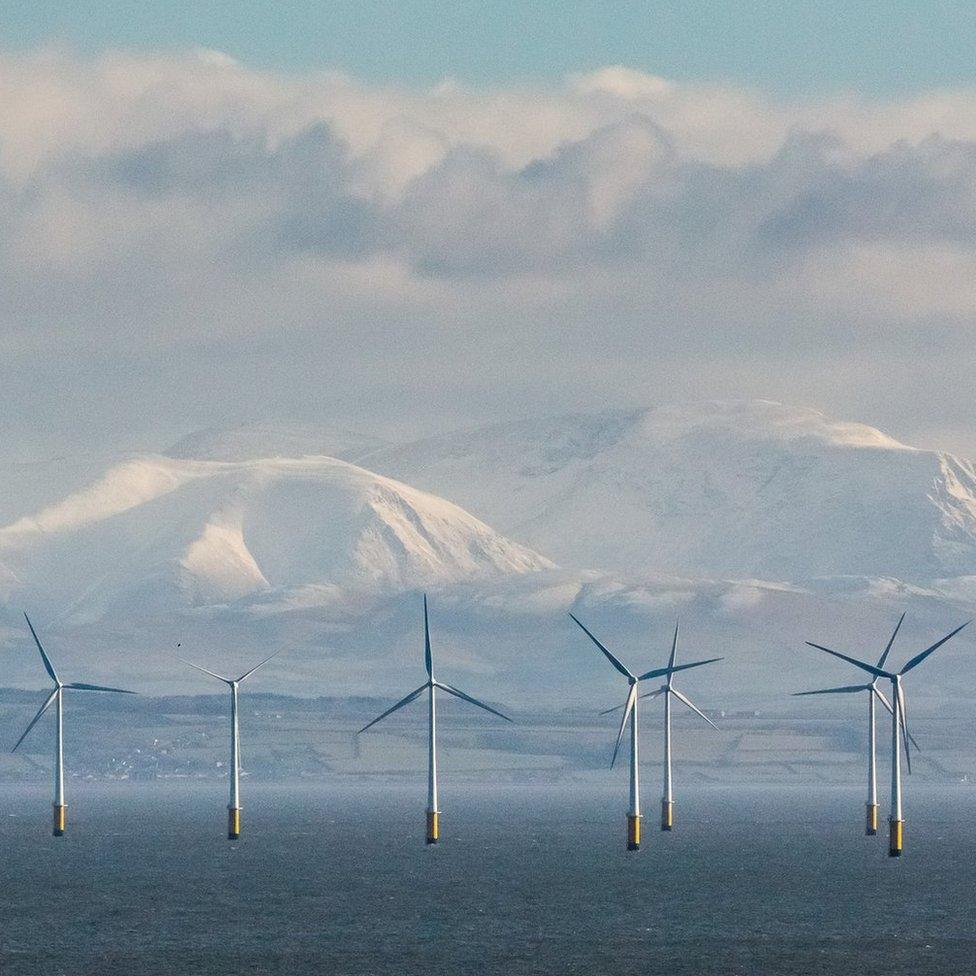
795;613;919;835
359;595;513;845
12;613;135;836
804;615;969;856
178;646;282;840
570;613;721;850
618;622;722;832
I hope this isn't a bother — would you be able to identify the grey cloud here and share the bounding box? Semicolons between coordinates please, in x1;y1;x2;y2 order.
2;53;976;461
759;134;976;249
19;108;976;283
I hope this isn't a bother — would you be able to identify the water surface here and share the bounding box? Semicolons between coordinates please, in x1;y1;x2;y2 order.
0;781;973;975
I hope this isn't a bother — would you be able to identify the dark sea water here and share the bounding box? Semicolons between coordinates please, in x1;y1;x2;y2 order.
1;780;974;975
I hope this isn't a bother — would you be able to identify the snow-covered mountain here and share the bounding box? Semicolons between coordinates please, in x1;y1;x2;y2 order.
1;401;974;704
0;454;551;622
365;400;976;583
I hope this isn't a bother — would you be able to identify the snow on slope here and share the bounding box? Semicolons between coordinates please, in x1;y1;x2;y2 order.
4;403;976;702
0;453;125;528
0;454;551;621
365;400;976;583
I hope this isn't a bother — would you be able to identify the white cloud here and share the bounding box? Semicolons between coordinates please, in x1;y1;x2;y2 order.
572;65;674;99
2;49;976;458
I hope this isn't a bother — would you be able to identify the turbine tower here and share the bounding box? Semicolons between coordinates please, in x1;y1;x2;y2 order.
12;613;135;836
655;622;720;831
795;613;918;835
359;595;512;845
805;615;969;856
178;647;282;840
570;613;721;851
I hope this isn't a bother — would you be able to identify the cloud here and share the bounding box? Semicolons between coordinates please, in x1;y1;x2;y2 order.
2;49;976;458
572;66;674;99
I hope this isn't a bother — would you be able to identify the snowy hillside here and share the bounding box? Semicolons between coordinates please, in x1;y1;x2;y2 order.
0;454;551;622
366;400;976;583
2;401;975;704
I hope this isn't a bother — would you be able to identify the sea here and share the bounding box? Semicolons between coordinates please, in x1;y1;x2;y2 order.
0;779;974;975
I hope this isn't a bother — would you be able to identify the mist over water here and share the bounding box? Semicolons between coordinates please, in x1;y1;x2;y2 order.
1;781;974;975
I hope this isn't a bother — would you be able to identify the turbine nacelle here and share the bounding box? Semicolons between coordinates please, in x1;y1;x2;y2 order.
805;617;969;684
358;598;513;734
357;595;511;845
803;615;969;770
177;645;283;841
13;613;136;837
12;613;136;754
568;613;722;687
176;647;283;687
802;611;970;856
569;614;722;768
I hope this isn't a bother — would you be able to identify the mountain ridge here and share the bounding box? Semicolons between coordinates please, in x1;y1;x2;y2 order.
0;454;553;621
364;400;976;583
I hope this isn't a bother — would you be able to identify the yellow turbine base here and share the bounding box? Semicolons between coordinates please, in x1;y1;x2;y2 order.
661;799;673;831
889;819;903;857
228;807;241;840
866;803;879;836
426;810;439;845
627;814;641;851
53;803;66;837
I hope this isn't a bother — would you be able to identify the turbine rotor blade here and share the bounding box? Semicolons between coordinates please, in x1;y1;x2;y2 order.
873;684;918;750
899;621;970;675
666;621;679;687
873;686;894;716
12;688;59;752
805;642;887;678
177;657;232;685
237;648;283;683
568;613;634;679
23;613;59;685
358;683;428;734
897;683;913;773
424;594;433;679
436;683;513;723
669;687;719;730
793;684;871;696
64;682;136;694
877;612;906;670
638;657;722;682
599;687;664;715
610;685;637;769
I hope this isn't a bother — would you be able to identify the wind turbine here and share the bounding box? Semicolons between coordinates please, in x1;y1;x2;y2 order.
359;595;512;845
570;613;721;851
795;613;916;835
178;646;282;840
805;615;969;856
12;613;135;836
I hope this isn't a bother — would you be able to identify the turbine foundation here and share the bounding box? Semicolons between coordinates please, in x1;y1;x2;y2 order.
52;803;66;837
888;818;903;857
866;802;879;836
627;814;641;850
661;799;673;831
228;806;241;840
426;809;439;845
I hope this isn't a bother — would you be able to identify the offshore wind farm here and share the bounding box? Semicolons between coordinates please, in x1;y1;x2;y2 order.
5;4;976;972
3;402;976;976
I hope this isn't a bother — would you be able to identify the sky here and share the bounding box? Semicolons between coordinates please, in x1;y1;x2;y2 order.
2;5;976;459
6;1;976;96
